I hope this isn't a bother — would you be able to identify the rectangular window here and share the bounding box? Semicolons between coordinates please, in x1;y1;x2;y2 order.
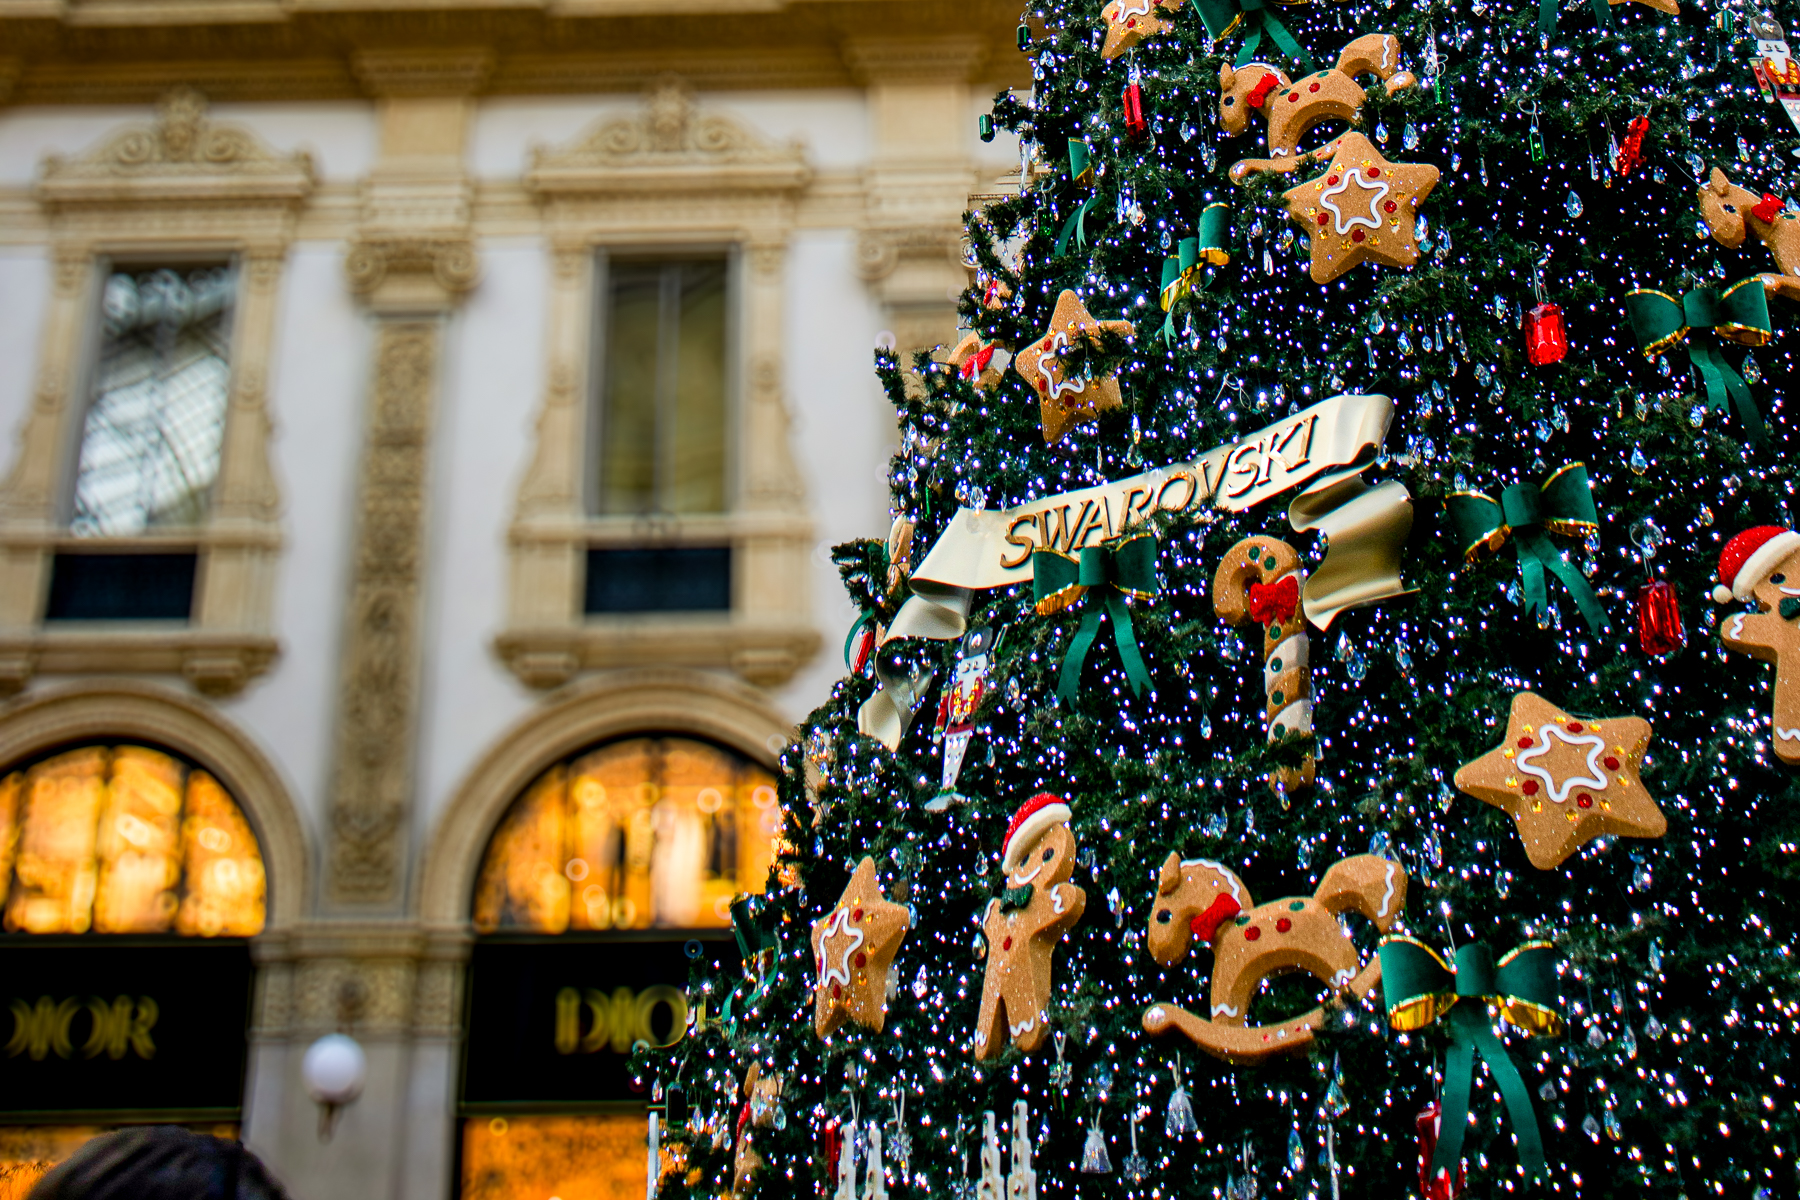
44;553;197;622
594;257;729;517
583;547;730;614
72;264;236;537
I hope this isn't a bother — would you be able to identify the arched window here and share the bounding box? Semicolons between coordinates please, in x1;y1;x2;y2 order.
471;736;779;933
0;744;265;937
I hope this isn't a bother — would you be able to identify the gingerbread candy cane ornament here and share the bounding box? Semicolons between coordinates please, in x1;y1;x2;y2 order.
1213;537;1315;794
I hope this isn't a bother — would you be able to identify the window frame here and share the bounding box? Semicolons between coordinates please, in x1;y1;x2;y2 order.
0;93;308;696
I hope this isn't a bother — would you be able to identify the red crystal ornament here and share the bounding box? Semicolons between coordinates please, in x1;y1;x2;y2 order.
1523;301;1568;366
1636;577;1686;656
818;1119;843;1198
1415;1102;1466;1200
1122;81;1147;140
1614;115;1650;177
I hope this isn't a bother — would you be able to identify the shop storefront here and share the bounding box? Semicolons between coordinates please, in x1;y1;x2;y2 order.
0;743;266;1193
455;735;776;1200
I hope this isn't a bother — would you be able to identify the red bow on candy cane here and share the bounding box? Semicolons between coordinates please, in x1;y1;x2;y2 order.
1246;574;1300;627
1754;192;1784;223
1246;73;1282;109
959;341;996;380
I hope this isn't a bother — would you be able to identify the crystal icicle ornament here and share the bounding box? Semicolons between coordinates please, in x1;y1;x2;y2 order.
1630;446;1649;474
1739;134;1752;162
1744;351;1762;383
1582;1113;1602;1141
1649;940;1663;972
1403;120;1419;150
1645;1014;1665;1039
1322;1058;1350;1119
1620;1022;1639;1059
1604;1105;1624;1141
1540;1080;1557;1102
1166;1061;1199;1136
1566;189;1584;217
1286;1126;1307;1174
912;963;929;999
1375;121;1389;145
1080;1120;1113;1173
1397;328;1414;355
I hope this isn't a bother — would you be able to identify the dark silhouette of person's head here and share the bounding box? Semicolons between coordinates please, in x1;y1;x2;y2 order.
28;1127;288;1200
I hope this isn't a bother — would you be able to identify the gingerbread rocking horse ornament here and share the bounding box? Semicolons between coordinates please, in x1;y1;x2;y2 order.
1142;853;1406;1063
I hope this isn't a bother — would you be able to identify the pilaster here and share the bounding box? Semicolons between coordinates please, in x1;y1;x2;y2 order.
842;36;986;355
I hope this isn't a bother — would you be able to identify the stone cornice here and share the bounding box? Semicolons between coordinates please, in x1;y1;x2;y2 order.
840;34;988;84
352;47;494;97
0;0;1031;104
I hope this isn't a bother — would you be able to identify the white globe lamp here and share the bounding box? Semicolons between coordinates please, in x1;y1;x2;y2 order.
302;1033;367;1140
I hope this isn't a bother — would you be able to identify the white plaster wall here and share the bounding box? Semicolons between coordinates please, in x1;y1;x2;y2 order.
408;241;543;846
215;242;371;847
0;102;377;186
470;89;872;177
0;249;49;461
771;230;893;724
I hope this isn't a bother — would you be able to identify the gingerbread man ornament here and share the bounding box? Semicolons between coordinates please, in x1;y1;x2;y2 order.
973;794;1085;1059
811;856;911;1037
1714;525;1800;763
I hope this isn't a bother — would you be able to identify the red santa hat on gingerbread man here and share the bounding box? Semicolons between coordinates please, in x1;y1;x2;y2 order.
1713;525;1800;603
1002;792;1073;873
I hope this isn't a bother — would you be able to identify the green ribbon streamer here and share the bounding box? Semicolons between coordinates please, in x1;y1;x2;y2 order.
1032;530;1159;701
1444;463;1607;635
1159;204;1233;343
1379;938;1563;1181
723;895;782;1029
1624;279;1772;443
1191;0;1316;72
1537;0;1611;39
1054;143;1099;257
997;884;1035;911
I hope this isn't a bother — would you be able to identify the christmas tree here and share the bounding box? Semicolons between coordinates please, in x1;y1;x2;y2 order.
643;0;1800;1195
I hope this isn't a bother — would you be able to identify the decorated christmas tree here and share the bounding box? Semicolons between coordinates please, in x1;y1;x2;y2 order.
643;0;1800;1194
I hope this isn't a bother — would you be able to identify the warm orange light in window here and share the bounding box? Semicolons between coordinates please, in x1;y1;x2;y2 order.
0;746;265;937
460;1113;655;1200
472;737;781;934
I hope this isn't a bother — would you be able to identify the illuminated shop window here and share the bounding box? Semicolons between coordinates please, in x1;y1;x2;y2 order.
0;745;265;937
460;1114;650;1200
471;737;779;933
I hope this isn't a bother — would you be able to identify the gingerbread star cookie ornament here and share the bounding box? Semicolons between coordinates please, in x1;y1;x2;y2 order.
973;793;1086;1059
1283;132;1439;284
811;856;911;1037
1453;692;1665;870
1100;0;1184;58
1012;290;1134;445
1713;525;1800;764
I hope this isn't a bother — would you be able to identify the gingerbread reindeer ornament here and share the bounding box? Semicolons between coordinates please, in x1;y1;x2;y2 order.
973;794;1085;1059
1698;168;1800;302
1714;525;1800;764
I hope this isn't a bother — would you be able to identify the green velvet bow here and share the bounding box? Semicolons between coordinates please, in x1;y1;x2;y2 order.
996;884;1035;911
1160;204;1232;343
1055;143;1100;257
1379;937;1564;1181
1444;462;1607;635
1191;0;1316;71
723;894;782;1029
1624;279;1771;443
1032;530;1159;702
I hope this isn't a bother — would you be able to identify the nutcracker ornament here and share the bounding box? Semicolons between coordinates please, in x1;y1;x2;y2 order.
1750;13;1800;136
928;623;1000;810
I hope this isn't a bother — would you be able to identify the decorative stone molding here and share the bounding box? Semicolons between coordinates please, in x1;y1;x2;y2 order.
323;323;440;909
350;48;493;98
504;78;819;691
417;668;791;925
249;921;473;1041
0;680;308;931
0;88;306;695
344;237;478;293
840;35;988;85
